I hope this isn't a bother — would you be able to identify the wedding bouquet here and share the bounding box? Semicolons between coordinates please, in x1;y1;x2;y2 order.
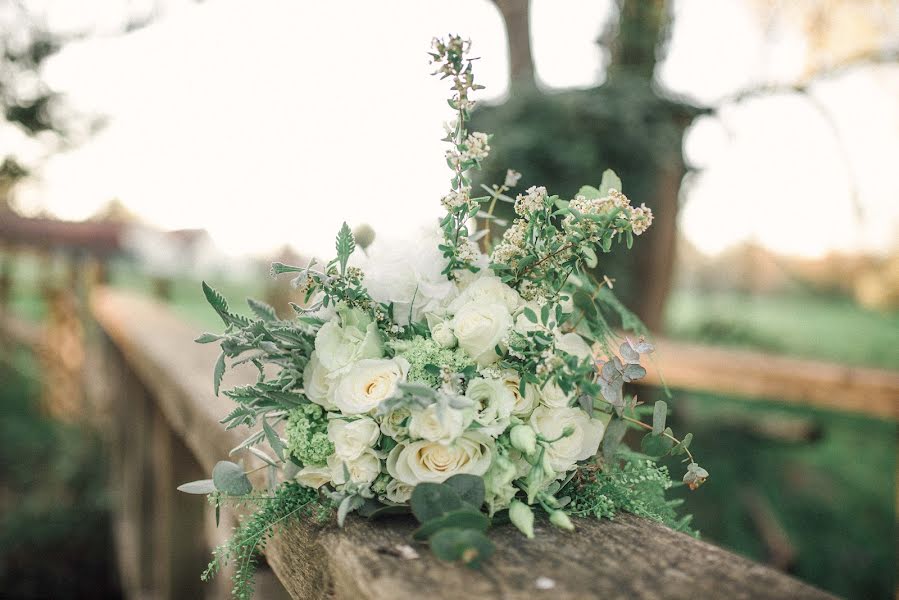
181;35;706;599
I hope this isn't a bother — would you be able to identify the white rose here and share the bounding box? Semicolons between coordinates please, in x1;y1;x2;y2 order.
540;380;573;409
502;371;539;418
328;449;381;486
362;226;459;325
430;320;457;348
450;274;521;313
555;332;593;361
314;314;383;376
328;417;380;461
334;357;409;415
386;431;494;485
529;406;605;472
295;465;331;489
380;407;411;439
466;377;516;437
303;352;338;410
451;302;512;366
384;479;415;504
408;404;467;444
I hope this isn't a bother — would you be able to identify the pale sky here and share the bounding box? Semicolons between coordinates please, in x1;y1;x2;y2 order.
6;0;899;259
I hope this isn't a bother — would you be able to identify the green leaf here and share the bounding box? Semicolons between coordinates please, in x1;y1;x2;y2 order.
248;446;279;467
576;185;602;200
212;461;252;496
410;482;463;523
177;479;216;494
522;307;538;323
247;297;277;322
652;401;667;436
263;419;285;460
194;333;222;344
358;499;412;520
583;246;597;268
335;222;356;275
430;528;495;568
413;509;490;541
598;169;622;196
213;351;226;396
202;281;230;326
671;432;693;456
641;431;674;458
602;418;628;463
443;474;485;509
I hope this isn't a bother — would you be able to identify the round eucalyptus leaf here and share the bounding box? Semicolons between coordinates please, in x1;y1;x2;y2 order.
430;527;495;568
443;474;486;509
412;509;490;541
640;431;673;458
212;460;252;496
410;482;463;523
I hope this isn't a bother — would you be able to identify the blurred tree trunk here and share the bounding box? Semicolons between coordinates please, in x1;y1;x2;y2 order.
606;0;681;332
492;0;535;87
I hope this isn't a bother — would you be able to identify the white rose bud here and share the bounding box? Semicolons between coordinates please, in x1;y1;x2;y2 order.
385;479;415;504
295;465;331;489
328;449;381;486
328;417;380;461
509;500;535;539
451;302;513;367
430;320;457;348
510;425;537;456
549;510;575;532
334;357;409;415
529;406;605;472
408;404;466;445
386;431;494;485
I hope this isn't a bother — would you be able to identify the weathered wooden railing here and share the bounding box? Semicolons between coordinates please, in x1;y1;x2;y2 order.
83;287;841;600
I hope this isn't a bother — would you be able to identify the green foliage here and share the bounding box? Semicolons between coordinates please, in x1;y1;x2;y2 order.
565;457;695;535
212;461;253;496
408;475;494;567
334;222;356;276
284;404;333;466
202;482;329;600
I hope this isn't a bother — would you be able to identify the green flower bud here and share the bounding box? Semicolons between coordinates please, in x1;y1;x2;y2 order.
510;425;537;456
549;510;575;532
509;500;535;539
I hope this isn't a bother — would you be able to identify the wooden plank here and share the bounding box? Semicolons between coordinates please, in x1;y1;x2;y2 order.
89;287;835;600
640;337;898;420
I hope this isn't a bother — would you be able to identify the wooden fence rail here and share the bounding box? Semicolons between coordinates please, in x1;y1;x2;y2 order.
84;287;836;600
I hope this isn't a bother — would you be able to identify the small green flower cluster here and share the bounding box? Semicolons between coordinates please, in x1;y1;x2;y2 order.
389;336;474;387
285;404;333;466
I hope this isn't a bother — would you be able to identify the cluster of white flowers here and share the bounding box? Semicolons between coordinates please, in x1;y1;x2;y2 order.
446;131;491;170
513;185;549;217
564;189;654;237
285;238;606;512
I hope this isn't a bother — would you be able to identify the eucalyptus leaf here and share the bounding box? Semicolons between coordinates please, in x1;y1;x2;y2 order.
212;460;252;496
177;479;216;495
443;474;485;509
413;509;490;541
641;431;674;458
652;401;667;436
602;418;627;463
429;527;494;568
410;482;463;523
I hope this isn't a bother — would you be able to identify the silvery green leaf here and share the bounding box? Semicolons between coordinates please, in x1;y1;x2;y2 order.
177;479;216;495
212;461;252;496
248;446;279;467
619;341;640;363
247;297;277;321
598;169;622;196
282;461;300;480
213;351;226;396
337;494;365;527
195;333;223;344
263;419;285;460
652;401;667;436
622;363;646;382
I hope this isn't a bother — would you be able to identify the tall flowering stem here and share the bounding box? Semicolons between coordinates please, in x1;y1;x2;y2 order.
430;35;489;279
